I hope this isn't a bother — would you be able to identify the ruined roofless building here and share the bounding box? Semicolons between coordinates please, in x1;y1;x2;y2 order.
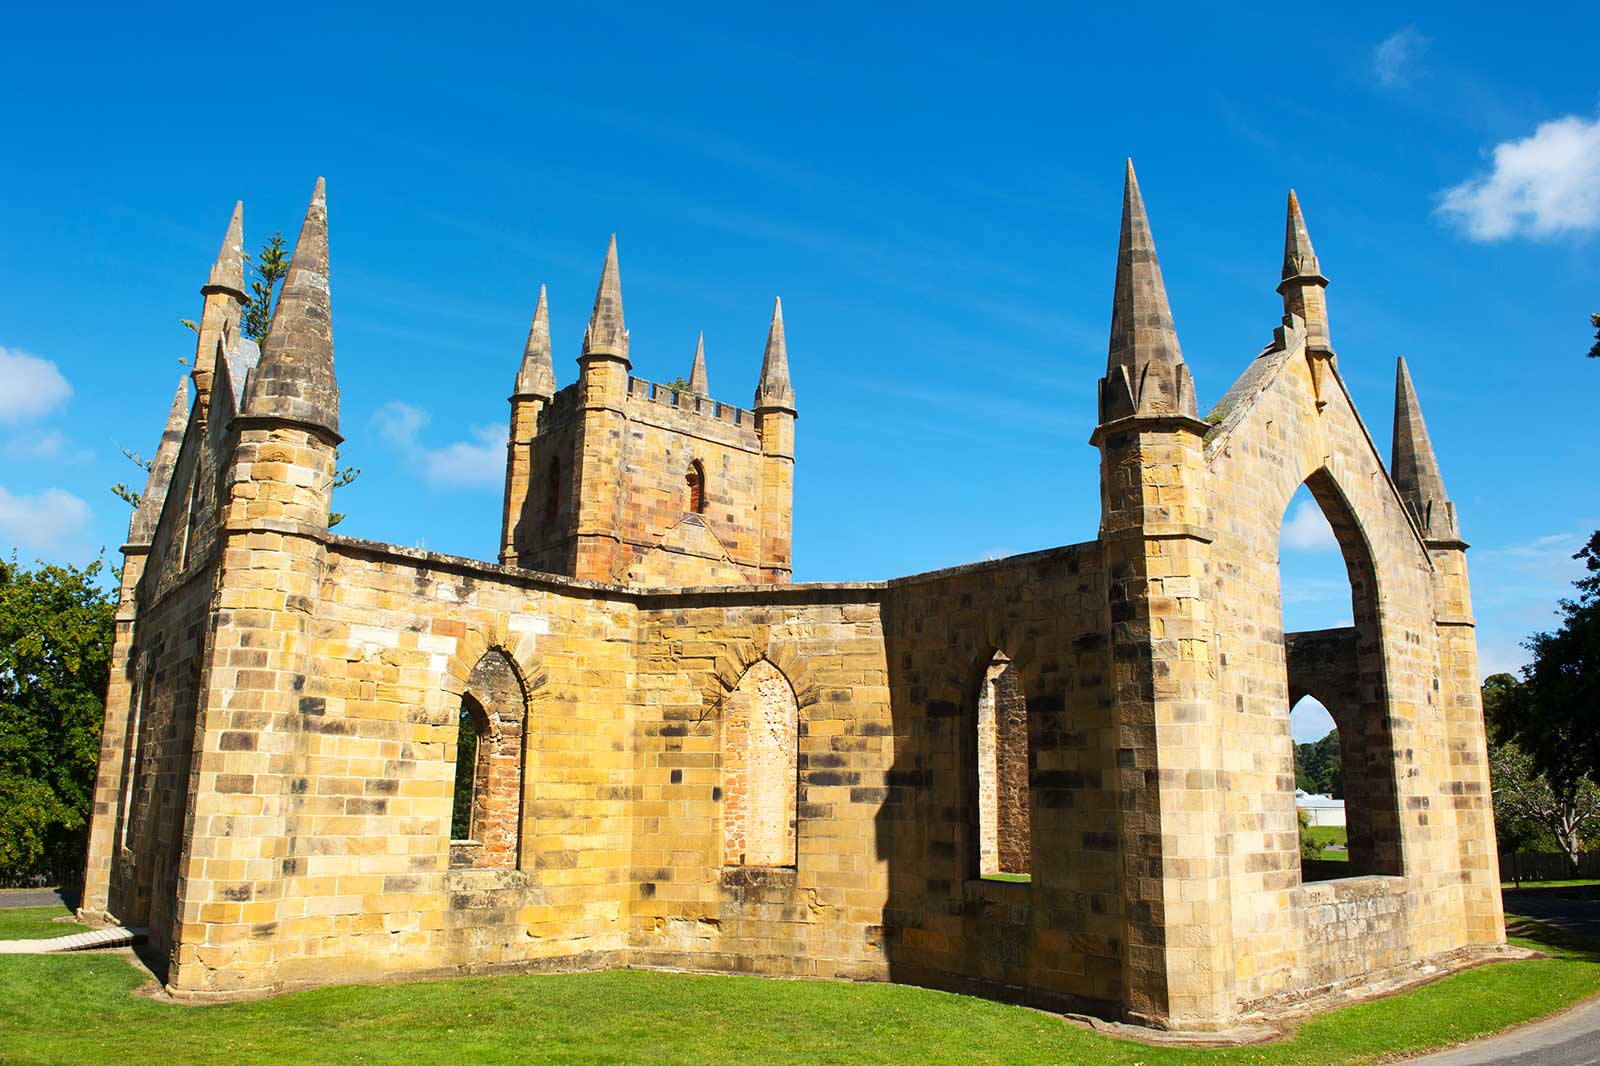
81;165;1504;1031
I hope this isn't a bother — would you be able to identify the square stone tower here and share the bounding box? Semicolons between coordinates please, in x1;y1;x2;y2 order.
498;238;795;587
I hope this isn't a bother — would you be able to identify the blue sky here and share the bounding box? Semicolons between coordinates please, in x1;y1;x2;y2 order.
2;5;1595;743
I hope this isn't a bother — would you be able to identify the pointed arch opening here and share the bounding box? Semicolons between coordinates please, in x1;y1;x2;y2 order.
970;649;1030;882
721;659;798;868
448;649;528;870
686;459;707;515
1279;473;1403;882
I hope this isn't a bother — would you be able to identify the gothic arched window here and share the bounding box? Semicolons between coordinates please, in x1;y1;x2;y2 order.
686;460;707;515
721;660;798;867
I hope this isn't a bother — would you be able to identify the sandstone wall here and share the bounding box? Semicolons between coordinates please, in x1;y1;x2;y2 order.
1202;332;1498;1006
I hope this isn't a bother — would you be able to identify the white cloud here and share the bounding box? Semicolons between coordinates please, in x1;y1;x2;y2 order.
1438;112;1600;240
1;430;92;464
0;347;72;423
0;485;92;551
372;400;505;489
1281;500;1339;553
1372;28;1428;88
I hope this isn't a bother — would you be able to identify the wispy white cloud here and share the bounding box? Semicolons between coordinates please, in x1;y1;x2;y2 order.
0;347;72;423
1;430;92;464
1281;500;1339;553
1438;112;1600;240
1372;28;1428;88
372;401;505;489
0;485;92;551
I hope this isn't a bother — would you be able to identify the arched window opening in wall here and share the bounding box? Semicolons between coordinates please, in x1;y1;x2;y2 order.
448;649;528;870
119;671;153;852
722;659;798;868
1279;477;1403;883
686;459;706;515
543;458;561;525
450;699;487;841
1290;694;1346;876
973;650;1030;881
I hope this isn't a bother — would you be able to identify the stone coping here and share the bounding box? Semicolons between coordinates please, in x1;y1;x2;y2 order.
322;533;1102;604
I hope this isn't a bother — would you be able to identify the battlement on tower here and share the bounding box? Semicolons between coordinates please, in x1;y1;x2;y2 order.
626;376;760;432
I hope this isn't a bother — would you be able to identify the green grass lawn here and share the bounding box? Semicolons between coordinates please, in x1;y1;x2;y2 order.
0;904;86;941
1503;879;1600;890
0;910;1595;1065
979;872;1031;883
1306;826;1348;862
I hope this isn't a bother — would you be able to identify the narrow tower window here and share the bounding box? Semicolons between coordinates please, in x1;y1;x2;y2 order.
543;458;560;525
686;460;706;515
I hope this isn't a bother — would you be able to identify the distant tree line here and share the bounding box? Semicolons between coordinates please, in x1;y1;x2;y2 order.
1293;730;1342;797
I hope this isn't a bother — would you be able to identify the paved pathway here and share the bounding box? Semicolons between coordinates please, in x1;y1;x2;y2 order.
0;887;79;910
1407;887;1600;1064
1503;887;1600;941
1409;994;1600;1065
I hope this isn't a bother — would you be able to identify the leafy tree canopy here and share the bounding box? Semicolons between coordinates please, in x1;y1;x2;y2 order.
0;556;115;878
1293;729;1342;798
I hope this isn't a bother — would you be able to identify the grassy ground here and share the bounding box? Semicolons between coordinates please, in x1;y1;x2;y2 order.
0;905;86;941
1306;827;1348;861
1503;879;1600;890
979;872;1031;883
0;907;1596;1065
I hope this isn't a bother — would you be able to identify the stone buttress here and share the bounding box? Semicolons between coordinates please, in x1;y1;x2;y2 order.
1093;161;1235;1027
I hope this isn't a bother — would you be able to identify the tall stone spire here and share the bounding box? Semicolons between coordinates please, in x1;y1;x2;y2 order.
754;297;795;411
1280;190;1322;283
581;235;628;361
242;177;340;437
192;201;248;411
128;376;191;543
688;331;709;395
205;201;247;298
1277;189;1331;344
1391;357;1459;541
514;285;556;398
1100;159;1196;422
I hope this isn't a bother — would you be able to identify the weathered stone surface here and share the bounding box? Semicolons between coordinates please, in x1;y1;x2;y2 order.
81;174;1501;1030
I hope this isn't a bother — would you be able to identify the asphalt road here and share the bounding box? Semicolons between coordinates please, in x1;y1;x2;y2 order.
0;887;78;910
1409;993;1600;1065
1408;886;1600;1065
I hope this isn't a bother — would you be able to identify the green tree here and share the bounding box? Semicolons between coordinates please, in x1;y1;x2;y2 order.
1588;312;1599;359
1485;668;1600;873
1292;729;1342;797
1508;533;1600;789
1297;809;1320;861
241;232;291;342
0;556;115;881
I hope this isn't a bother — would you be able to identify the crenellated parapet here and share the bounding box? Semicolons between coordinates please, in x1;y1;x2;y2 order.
499;239;795;586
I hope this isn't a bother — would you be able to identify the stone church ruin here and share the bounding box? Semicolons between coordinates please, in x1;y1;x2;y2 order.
81;163;1503;1030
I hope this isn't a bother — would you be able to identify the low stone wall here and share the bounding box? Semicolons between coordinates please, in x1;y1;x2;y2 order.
1294;875;1409;991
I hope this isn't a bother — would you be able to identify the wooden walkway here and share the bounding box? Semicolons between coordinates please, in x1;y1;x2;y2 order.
0;925;147;954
